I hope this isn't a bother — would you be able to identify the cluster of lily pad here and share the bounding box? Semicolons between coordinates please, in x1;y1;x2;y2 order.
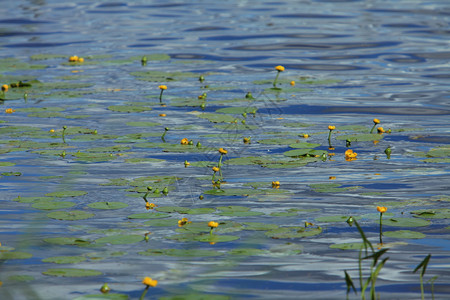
0;55;448;299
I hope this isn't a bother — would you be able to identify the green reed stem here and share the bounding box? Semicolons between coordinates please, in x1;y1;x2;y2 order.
273;71;281;88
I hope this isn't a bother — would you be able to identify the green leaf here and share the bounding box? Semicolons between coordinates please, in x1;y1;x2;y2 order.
383;218;431;227
46;210;94;221
73;293;129;300
216;106;257;114
95;235;144;245
42;256;86;264
383;230;426;239
125;121;160;127
336;134;383;142
31;201;75;210
329;242;365;250
42;268;102;277
45;190;87;198
87;202;128;210
43;237;91;246
138;248;224;257
127;212;169;219
0;251;33;260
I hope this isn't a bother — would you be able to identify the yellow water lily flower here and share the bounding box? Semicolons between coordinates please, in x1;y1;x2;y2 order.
178;217;190;227
290;81;295;86
1;84;8;92
142;277;158;287
373;118;380;124
218;148;228;155
275;65;285;72
208;221;219;228
377;206;387;213
345;149;358;161
180;138;189;145
328;125;336;131
212;166;220;172
5;108;15;114
271;181;280;188
377;127;385;133
69;55;79;62
158;85;167;90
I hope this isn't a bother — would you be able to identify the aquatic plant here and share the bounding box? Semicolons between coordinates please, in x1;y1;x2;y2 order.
370;118;380;134
158;85;167;103
140;277;158;300
273;65;285;88
413;254;432;300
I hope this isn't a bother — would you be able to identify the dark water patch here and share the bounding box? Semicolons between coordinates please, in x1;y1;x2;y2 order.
362;183;411;190
0;18;52;24
383;23;427;29
201;33;349;41
422;74;450;79
273;13;350;19
367;8;450;17
96;2;128;8
3;41;90;48
171;53;271;62
408;135;450;144
127;43;157;48
324;106;450;115
0;31;62;37
407;30;450;36
138;37;181;41
132;3;188;8
217;278;343;292
228;41;401;51
86;10;132;14
247;63;367;71
185;26;230;32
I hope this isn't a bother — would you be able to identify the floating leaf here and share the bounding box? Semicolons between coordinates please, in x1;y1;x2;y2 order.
108;105;152;113
329;242;365;250
95;235;144;245
144;219;178;227
242;222;279;231
197;113;238;123
31;201;75;210
45;191;87;198
410;208;450;219
0;251;32;260
1;171;21;176
47;211;94;221
383;217;431;227
127;212;169;219
315;215;360;223
125;158;165;164
87;202;128;210
0;162;15;166
228;248;268;256
156;206;191;214
73;293;129;300
42;268;102;277
258;138;300;145
139;248;224;257
42;256;86;264
283;149;326;157
216;206;250;212
216;107;257;114
336;134;383;142
125;121;160;127
265;226;322;239
159;294;229;300
383;230;426;239
194;234;240;243
186;208;217;215
7;275;35;282
44;237;91;246
217;211;264;217
289;142;321;148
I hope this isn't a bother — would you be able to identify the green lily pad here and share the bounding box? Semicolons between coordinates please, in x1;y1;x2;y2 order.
289;142;321;148
217;211;265;217
383;230;426;239
283;122;314;128
283;149;327;157
315;215;359;223
144;219;178;227
87;202;128;210
265;226;322;239
42;256;86;264
125;158;165;164
127;212;170;219
43;237;91;246
108;105;152;113
410;208;450;219
45;190;87;198
95;235;144;245
131;70;197;81
213;123;258;130
125;121;160;127
7;275;35;282
269;211;298;217
73;293;129;300
216;206;250;212
383;217;431;227
242;222;279;231
155;206;191;213
30;54;67;60
138;248;224;257
159;294;229;300
31;201;75;210
47;210;94;221
0;251;33;260
186;208;217;215
197;113;238;123
426;146;450;157
258;138;300;145
194;234;240;243
336;134;383;142
42;268;102;277
228;248;268;256
329;242;365;250
0;162;15;166
204;188;280;196
1;172;22;176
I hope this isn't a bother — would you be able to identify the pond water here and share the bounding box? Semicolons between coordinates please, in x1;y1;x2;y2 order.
1;0;449;299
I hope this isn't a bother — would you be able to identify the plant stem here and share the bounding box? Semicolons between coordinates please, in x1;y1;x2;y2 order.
370;124;377;134
159;90;164;103
139;286;149;300
273;71;280;88
379;213;383;244
420;273;424;300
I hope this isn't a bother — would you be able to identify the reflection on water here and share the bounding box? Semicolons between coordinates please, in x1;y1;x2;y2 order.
0;0;449;299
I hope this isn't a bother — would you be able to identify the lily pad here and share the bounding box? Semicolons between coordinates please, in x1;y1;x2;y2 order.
156;206;191;213
95;235;144;245
410;208;450;219
87;202;128;210
7;275;35;282
42;268;102;277
125;158;165;164
125;121;160;127
194;234;240;243
144;219;178;227
217;211;265;217
138;248;224;257
283;149;326;157
197;113;238;123
258;138;300;145
108;105;152;113
159;294;229;300
73;294;129;300
127;212;169;219
45;190;87;198
47;211;94;221
383;217;431;227
0;251;33;260
31;201;75;210
336;134;383;142
186;208;217;215
216;107;257;114
242;222;279;231
383;230;426;239
329;242;365;250
42;256;86;264
289;142;321;148
265;226;322;239
228;248;268;256
43;237;92;246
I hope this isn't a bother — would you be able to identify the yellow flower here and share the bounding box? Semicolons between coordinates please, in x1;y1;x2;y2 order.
212;166;220;172
329;176;336;180
208;221;219;228
328;125;336;131
184;160;190;167
159;113;166;117
302;134;309;138
373;118;380;124
275;65;285;72
5;108;15;114
180;138;189;145
218;148;228;155
49;129;55;133
142;277;158;287
69;55;79;62
290;81;295;86
377;206;387;213
345;149;358;161
78;57;84;63
146;203;156;210
1;84;8;92
243;137;251;143
271;181;280;188
158;85;167;90
178;217;190;227
377;127;385;133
